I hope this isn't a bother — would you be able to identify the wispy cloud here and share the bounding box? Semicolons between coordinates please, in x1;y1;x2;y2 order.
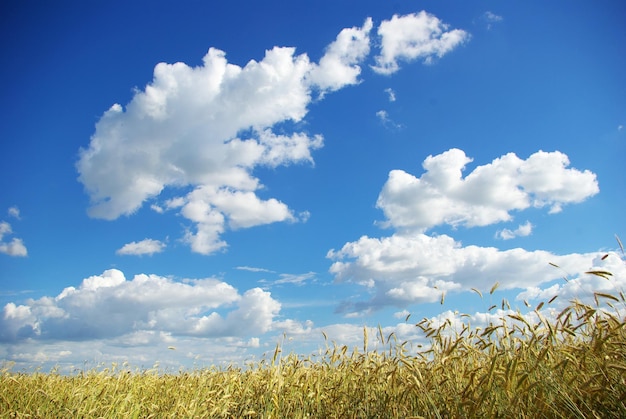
116;238;166;256
236;266;276;273
480;11;503;30
376;110;403;130
7;206;20;219
274;272;316;286
384;88;396;102
484;11;503;23
258;272;317;287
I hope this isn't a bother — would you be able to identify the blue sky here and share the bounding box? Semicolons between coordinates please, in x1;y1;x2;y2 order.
1;0;624;371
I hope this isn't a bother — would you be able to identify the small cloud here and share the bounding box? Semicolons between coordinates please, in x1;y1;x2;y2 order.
376;110;403;130
496;221;533;240
372;11;469;74
618;125;624;132
393;309;410;319
0;221;11;238
116;238;166;256
0;219;27;257
298;210;311;223
482;11;503;30
150;204;164;214
273;272;316;286
236;266;276;273
8;207;20;219
0;237;28;257
384;88;396;102
484;11;503;23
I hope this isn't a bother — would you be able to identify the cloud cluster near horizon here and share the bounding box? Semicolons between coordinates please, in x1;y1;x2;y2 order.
77;12;468;255
328;149;602;315
0;269;280;344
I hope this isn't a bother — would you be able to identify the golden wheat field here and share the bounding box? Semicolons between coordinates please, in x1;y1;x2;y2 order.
2;253;626;419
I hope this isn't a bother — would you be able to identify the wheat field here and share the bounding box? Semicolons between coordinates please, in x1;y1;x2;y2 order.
2;273;625;418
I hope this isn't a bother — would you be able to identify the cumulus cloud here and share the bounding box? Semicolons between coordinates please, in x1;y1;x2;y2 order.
77;19;374;254
307;18;373;92
77;47;321;253
0;220;27;257
116;238;166;256
327;231;604;314
377;149;599;232
372;11;470;74
327;148;603;315
496;221;533;240
0;269;280;343
517;252;626;306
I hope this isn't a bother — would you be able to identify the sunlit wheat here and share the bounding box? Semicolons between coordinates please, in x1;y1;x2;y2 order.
2;252;625;418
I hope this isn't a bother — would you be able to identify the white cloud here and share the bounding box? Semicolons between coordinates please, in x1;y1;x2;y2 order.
372;11;470;74
7;206;20;219
307;18;373;92
0;269;281;343
384;88;396;102
377;149;599;232
484;11;503;23
178;183;308;253
327;148;602;315
483;12;503;28
393;309;410;319
0;220;27;257
236;266;276;273
0;237;27;259
76;20;376;254
496;221;533;240
77;47;316;220
328;231;607;314
247;337;260;348
376;110;402;130
116;238;166;256
0;221;11;237
273;272;316;286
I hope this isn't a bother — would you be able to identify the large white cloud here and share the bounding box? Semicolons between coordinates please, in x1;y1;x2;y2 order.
377;149;599;232
327;232;608;314
77;19;372;254
372;11;470;74
328;148;604;315
0;269;280;343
